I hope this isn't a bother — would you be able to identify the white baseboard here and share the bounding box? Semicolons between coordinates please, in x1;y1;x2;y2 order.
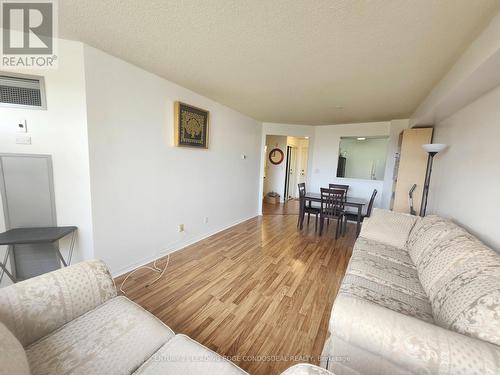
112;214;259;278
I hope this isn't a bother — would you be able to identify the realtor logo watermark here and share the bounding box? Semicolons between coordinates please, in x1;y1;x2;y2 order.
1;0;58;68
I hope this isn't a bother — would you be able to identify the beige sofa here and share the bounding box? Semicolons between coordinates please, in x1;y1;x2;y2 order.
0;259;334;375
321;208;500;375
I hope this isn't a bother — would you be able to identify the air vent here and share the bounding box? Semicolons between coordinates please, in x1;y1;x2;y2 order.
0;73;46;109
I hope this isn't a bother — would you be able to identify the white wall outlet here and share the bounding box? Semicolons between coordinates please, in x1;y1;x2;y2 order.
241;154;247;159
204;217;209;224
15;135;31;145
178;224;184;232
17;119;27;133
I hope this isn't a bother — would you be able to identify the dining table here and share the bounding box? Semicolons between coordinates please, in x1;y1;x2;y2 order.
303;192;368;235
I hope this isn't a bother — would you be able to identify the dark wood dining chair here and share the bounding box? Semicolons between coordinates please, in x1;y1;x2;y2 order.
344;189;378;224
329;184;349;205
319;188;346;239
298;183;320;231
328;184;349;194
327;184;349;226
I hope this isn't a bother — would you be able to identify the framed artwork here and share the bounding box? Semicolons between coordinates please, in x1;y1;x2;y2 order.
174;101;209;148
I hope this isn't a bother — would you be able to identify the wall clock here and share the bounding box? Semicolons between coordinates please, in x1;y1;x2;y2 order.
269;148;284;165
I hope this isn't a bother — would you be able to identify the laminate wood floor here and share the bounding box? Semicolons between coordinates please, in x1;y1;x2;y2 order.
262;200;300;215
115;214;356;375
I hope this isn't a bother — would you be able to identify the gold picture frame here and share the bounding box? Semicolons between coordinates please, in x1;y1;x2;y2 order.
174;101;209;149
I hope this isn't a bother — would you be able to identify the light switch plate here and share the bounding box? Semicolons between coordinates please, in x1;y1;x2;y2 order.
17;119;27;133
16;135;31;145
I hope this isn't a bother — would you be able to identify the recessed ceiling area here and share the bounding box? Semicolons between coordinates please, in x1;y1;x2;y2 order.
59;0;500;125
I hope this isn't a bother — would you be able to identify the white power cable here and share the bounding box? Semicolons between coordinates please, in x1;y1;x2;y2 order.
119;254;170;296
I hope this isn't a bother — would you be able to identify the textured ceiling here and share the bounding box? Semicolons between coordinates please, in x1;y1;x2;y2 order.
59;0;500;125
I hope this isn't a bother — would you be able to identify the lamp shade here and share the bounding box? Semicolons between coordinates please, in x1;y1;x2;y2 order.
422;143;447;154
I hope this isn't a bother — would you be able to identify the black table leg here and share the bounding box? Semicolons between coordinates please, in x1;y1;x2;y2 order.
0;246;16;283
298;198;306;230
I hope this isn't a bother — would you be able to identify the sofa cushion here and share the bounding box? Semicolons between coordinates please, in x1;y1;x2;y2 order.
133;334;248;375
26;296;174;375
0;322;30;375
421;233;500;346
338;238;433;323
354;237;416;270
407;215;465;266
416;229;475;294
359;209;418;249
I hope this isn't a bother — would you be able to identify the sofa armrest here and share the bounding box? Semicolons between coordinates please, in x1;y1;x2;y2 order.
0;259;116;347
330;295;500;375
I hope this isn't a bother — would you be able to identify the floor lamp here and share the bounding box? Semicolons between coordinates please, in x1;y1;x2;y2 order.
420;143;447;217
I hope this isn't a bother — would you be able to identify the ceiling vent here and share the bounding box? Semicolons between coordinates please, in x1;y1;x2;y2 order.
0;73;46;109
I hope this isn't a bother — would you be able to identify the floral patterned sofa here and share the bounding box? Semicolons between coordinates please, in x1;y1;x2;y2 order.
0;259;335;375
321;208;500;375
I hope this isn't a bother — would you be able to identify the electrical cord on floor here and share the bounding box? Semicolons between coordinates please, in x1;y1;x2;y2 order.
119;254;170;296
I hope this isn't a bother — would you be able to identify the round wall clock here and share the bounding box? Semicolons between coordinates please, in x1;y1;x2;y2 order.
269;148;284;165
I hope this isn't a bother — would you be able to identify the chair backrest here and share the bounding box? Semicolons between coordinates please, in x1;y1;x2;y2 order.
366;189;378;217
298;183;306;199
320;188;345;217
329;184;349;194
329;184;349;203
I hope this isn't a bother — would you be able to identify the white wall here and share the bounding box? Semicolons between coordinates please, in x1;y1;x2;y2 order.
83;45;262;275
309;122;391;208
412;11;500;251
0;40;94;286
428;85;500;252
263;135;287;200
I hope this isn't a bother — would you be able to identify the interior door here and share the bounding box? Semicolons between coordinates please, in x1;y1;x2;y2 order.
297;146;308;185
285;147;297;200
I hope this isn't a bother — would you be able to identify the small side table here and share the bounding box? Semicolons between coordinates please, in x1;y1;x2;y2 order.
0;226;77;283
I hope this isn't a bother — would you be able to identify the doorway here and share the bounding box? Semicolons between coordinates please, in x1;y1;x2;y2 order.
284;138;309;200
262;135;309;215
